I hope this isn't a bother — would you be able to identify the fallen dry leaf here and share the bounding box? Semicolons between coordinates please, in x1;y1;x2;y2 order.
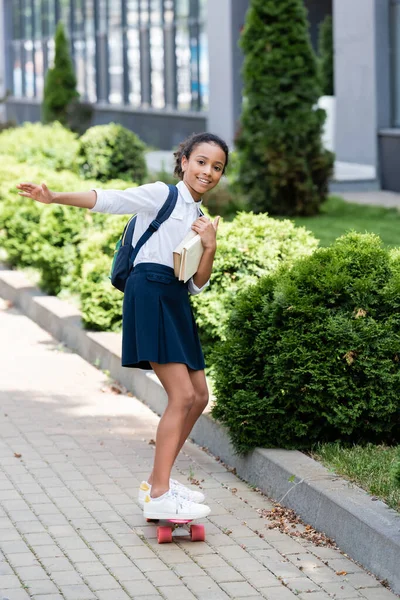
14;453;22;458
259;503;337;548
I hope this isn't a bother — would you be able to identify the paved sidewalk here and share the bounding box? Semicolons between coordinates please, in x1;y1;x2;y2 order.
0;297;398;600
339;191;400;208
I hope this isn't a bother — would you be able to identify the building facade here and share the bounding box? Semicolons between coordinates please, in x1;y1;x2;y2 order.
1;0;400;190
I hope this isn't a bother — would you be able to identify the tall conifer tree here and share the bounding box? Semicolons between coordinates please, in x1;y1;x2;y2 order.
42;22;79;125
236;0;334;216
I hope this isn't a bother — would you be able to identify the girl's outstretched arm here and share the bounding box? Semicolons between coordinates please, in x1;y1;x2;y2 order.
16;182;97;209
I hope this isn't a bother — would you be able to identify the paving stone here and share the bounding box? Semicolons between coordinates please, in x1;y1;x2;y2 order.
86;541;121;555
0;529;25;543
181;574;226;594
321;581;363;597
6;553;39;568
258;587;299;600
59;584;96;600
173;562;205;577
65;549;98;563
283;577;321;593
32;595;65;600
50;570;85;586
195;554;230;569
133;557;169;572
23;580;60;595
242;570;281;588
16;521;47;535
32;545;63;559
344;572;382;589
0;590;31;600
360;589;399;599
220;581;260;597
325;557;364;574
205;566;245;583
100;553;134;569
157;588;197;600
39;556;74;573
231;557;266;574
0;573;22;588
146;569;183;587
94;590;131;600
122;579;159;596
83;574;121;590
298;593;331;600
14;565;49;581
307;566;346;584
0;541;30;555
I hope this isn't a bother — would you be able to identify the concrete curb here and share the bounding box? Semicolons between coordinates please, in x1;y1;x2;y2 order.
1;265;399;594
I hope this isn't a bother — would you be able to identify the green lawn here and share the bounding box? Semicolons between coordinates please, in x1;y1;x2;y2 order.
311;443;400;512
290;196;400;248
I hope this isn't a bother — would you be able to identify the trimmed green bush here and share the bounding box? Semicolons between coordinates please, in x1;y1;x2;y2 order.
318;15;334;96
236;0;334;216
78;123;148;183
77;214;128;331
42;21;79;126
212;232;400;452
392;458;400;488
0;156;128;296
190;212;318;354
0;122;79;172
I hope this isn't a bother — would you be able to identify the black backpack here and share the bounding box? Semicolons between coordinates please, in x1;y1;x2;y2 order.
110;184;179;292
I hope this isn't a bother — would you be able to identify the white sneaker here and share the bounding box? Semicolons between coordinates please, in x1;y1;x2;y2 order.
143;489;211;520
138;479;205;508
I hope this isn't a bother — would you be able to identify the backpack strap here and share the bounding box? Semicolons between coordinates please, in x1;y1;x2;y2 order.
129;184;179;266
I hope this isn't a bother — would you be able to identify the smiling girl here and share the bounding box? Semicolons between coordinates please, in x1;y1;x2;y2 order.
17;132;229;520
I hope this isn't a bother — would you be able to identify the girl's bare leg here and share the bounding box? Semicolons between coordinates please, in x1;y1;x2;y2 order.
147;367;208;490
147;362;201;498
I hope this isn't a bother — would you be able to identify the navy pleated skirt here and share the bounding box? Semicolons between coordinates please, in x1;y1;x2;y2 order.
122;263;205;371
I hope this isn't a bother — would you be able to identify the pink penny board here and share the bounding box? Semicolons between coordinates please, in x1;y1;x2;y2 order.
146;518;205;543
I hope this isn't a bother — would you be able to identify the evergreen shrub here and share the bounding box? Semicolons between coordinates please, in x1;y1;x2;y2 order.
318;15;334;96
42;21;79;126
77;214;128;331
0;157;127;295
393;457;400;487
236;0;334;216
212;233;400;452
190;212;318;354
78;123;148;183
0;122;79;172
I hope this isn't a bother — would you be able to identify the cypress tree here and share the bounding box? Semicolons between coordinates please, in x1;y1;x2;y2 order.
236;0;334;216
42;21;79;126
318;15;334;96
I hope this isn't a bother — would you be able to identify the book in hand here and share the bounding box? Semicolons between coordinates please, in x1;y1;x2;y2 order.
173;230;204;283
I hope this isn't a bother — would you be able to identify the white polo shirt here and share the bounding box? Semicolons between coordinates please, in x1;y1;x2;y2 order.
91;180;209;295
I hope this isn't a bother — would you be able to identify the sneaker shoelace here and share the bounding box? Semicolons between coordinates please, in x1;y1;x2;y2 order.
170;479;195;497
169;488;194;513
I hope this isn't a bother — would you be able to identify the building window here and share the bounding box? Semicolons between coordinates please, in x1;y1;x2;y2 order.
8;0;208;112
392;0;400;127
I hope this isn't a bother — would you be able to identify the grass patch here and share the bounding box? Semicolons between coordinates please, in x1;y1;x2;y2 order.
290;196;400;247
311;443;400;512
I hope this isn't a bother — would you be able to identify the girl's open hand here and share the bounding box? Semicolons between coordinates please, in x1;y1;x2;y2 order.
16;182;54;204
191;215;220;251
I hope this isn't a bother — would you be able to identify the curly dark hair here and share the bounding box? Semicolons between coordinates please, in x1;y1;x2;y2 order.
173;132;229;179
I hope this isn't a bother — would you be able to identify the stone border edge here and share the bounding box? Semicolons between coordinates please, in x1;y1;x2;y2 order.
0;266;399;594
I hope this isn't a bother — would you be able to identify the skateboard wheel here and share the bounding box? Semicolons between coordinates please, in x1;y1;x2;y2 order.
157;526;173;544
190;524;205;542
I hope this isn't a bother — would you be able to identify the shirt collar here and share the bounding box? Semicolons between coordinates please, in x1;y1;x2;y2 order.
177;180;203;206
